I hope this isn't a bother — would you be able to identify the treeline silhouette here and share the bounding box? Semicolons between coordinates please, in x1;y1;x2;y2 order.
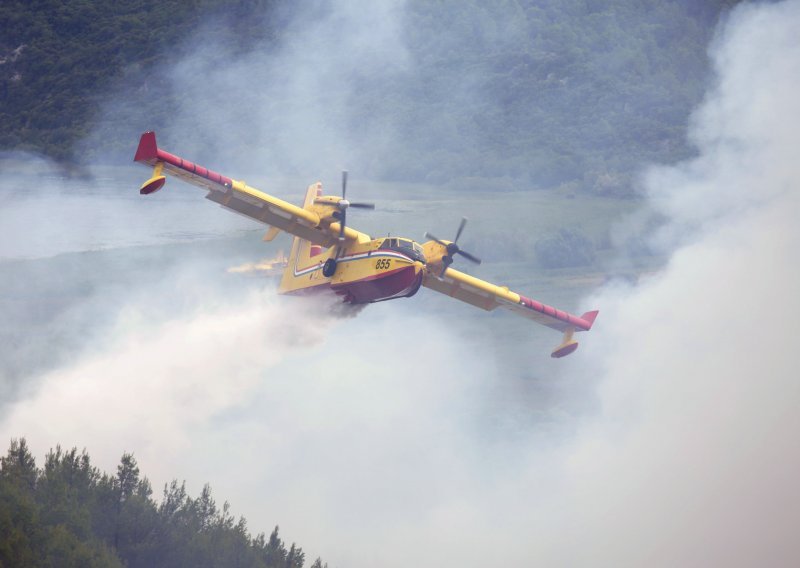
0;438;326;568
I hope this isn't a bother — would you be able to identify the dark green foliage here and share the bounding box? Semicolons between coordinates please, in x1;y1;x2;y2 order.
389;0;742;192
535;227;595;268
0;0;739;193
0;438;317;568
0;0;281;162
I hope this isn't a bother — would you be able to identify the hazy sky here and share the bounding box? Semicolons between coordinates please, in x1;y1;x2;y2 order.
1;1;799;566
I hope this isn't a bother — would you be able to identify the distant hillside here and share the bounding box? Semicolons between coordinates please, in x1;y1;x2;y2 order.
1;0;739;194
0;0;282;161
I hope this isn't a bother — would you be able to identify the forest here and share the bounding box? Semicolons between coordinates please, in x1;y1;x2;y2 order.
0;439;325;567
0;0;740;194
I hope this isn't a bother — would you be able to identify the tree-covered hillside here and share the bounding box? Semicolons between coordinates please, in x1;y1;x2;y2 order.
394;0;741;192
0;439;326;568
0;0;282;161
0;0;739;193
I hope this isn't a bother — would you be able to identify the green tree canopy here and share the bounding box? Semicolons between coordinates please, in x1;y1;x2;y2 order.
0;438;319;568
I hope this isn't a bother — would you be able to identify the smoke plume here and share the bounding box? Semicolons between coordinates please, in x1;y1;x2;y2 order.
2;1;800;566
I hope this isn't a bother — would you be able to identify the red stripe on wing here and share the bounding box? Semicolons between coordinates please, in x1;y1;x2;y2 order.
134;131;233;188
518;295;598;331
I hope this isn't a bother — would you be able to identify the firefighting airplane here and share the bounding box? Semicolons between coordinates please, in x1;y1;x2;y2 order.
134;132;598;357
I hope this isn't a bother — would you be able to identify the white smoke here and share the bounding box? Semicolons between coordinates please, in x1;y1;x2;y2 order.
537;2;800;565
2;1;800;567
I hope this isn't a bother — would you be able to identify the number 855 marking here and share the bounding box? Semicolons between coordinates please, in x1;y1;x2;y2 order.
375;258;391;270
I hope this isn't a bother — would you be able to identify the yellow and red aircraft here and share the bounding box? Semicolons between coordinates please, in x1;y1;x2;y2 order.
134;132;598;357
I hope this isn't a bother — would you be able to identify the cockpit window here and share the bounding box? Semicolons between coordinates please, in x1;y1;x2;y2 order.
379;238;423;256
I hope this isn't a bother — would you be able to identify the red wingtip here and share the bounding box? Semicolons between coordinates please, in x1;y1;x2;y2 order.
134;131;158;162
580;310;599;329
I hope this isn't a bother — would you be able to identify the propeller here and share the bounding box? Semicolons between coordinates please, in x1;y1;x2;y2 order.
315;171;375;241
424;217;482;276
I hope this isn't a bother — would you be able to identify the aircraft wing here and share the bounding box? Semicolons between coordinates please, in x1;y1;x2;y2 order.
133;131;350;247
423;268;598;357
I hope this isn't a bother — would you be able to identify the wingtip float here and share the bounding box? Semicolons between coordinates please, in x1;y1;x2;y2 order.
133;131;599;357
550;310;599;358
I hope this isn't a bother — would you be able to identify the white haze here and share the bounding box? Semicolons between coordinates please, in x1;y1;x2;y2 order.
0;161;258;259
2;1;800;566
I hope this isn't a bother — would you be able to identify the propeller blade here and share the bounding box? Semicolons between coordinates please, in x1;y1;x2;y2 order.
325;170;371;244
456;249;481;264
454;217;467;243
426;218;480;271
424;232;448;247
348;202;375;209
338;210;347;241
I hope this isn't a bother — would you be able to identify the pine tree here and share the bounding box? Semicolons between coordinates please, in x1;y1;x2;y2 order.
1;438;37;492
